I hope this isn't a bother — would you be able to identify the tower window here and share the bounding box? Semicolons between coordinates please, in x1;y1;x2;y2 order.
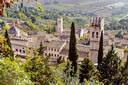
19;49;22;53
16;49;18;52
96;32;98;38
23;50;25;53
92;32;95;38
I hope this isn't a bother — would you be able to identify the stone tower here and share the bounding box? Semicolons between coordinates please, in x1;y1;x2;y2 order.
56;17;63;34
89;17;104;64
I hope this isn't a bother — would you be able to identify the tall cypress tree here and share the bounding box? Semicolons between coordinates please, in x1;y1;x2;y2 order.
98;30;103;65
4;30;14;58
68;22;78;76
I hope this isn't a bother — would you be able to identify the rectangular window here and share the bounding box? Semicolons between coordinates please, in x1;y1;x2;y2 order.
92;32;94;38
19;49;22;53
96;32;98;38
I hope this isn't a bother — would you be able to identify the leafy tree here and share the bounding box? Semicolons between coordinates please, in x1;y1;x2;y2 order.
121;56;128;84
2;23;10;30
98;31;103;66
35;1;45;16
68;22;78;76
31;16;36;23
0;0;13;16
3;6;7;17
0;35;8;57
35;1;44;12
53;62;102;85
57;56;63;64
98;45;122;84
18;10;27;20
115;30;124;38
0;34;13;58
79;58;96;83
4;30;14;59
0;58;32;85
24;55;54;85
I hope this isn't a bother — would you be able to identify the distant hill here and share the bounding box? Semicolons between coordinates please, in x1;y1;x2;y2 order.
41;0;128;17
41;0;128;4
41;0;80;4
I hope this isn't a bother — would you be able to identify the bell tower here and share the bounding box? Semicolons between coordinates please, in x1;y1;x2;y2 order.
89;17;104;63
56;17;63;34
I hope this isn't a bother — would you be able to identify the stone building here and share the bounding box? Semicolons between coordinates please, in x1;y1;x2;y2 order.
55;17;85;40
89;17;104;63
8;16;128;64
55;17;63;35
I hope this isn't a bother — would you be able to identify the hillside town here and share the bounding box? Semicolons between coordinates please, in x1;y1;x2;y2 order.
0;16;127;64
1;0;128;84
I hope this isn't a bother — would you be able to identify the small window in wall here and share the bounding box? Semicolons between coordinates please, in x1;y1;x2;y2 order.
16;49;18;52
19;49;22;53
55;54;56;57
92;32;95;38
51;48;53;51
96;32;98;38
45;53;46;56
23;50;25;53
29;48;31;50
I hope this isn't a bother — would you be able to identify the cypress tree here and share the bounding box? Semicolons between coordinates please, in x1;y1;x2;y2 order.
98;30;103;65
68;22;78;76
38;41;44;56
4;30;14;58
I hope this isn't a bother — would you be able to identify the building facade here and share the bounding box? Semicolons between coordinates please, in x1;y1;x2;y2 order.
8;16;128;64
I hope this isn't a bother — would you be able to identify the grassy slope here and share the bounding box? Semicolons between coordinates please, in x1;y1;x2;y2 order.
44;0;119;12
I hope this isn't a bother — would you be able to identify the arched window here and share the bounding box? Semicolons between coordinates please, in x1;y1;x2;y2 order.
96;32;98;38
52;48;53;51
92;32;94;38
